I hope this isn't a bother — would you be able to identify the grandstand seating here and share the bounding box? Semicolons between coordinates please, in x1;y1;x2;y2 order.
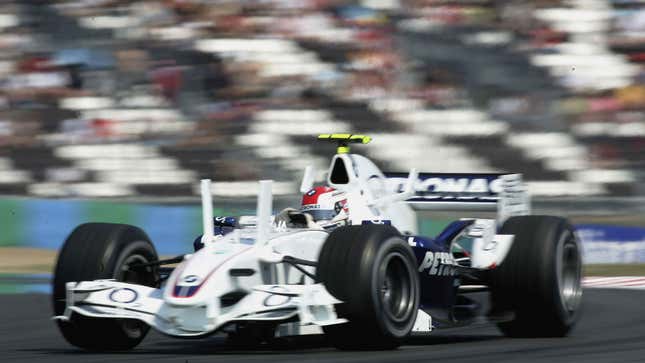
0;0;644;199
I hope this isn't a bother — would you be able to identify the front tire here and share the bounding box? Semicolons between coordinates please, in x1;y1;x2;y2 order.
317;225;420;350
489;216;583;337
52;223;159;351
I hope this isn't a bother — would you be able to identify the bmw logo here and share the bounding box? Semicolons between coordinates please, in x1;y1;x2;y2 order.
182;275;200;284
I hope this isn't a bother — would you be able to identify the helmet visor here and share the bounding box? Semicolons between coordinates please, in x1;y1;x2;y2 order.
302;209;337;222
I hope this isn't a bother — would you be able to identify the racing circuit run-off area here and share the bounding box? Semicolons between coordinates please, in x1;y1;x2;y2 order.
1;289;645;363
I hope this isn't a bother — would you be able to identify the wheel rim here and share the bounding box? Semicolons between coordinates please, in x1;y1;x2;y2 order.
557;231;582;314
116;253;153;285
378;252;415;324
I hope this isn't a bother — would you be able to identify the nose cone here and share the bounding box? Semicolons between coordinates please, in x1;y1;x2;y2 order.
164;242;252;305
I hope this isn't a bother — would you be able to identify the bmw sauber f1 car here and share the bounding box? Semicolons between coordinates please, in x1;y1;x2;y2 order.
52;134;583;351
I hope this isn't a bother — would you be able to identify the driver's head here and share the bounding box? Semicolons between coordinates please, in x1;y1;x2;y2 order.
301;186;348;228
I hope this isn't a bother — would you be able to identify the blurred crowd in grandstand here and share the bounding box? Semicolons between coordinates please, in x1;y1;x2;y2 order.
1;0;645;199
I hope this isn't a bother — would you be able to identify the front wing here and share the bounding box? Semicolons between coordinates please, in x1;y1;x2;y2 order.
54;280;346;337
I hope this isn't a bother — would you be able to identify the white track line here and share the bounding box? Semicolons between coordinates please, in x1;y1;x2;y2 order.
583;276;645;289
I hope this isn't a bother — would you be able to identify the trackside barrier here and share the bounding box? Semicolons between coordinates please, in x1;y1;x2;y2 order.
1;198;644;263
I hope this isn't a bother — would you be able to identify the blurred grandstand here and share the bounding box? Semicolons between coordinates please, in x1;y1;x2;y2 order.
1;0;645;200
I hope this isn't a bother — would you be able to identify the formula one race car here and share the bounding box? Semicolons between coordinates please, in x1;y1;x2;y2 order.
52;134;583;351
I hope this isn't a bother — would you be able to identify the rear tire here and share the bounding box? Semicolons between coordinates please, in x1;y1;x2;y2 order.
317;225;419;350
490;216;583;337
52;223;159;351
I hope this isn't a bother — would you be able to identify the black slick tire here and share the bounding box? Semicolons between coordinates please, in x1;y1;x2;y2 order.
489;216;583;337
317;225;420;350
52;223;159;351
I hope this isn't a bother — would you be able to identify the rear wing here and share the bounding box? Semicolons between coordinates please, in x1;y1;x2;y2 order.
383;172;530;223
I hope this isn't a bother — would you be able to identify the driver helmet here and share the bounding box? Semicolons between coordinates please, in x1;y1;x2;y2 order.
301;186;349;228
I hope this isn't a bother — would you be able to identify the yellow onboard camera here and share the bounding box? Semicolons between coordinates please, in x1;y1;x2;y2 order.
317;134;372;154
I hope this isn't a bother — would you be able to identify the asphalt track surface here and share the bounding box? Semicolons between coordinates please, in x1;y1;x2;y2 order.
1;289;644;363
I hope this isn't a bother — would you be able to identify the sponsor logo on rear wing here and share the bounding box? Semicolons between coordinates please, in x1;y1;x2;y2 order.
384;173;505;203
383;172;530;221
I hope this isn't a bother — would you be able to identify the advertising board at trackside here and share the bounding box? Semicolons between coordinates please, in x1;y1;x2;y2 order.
1;198;645;263
577;224;645;264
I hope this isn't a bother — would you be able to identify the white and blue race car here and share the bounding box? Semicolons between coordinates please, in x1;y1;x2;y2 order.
52;134;583;350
